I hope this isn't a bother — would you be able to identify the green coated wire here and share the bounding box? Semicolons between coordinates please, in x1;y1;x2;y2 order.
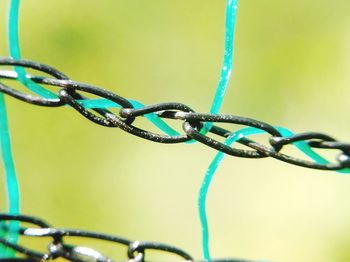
209;0;238;115
8;1;350;261
0;93;20;258
7;1;237;259
199;126;350;260
8;0;236;138
77;99;181;137
197;0;238;138
199;127;263;260
8;0;182;139
198;0;350;260
199;0;239;259
129;100;181;137
9;0;57;99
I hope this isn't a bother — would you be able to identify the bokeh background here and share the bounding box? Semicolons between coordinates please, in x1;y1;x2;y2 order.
0;0;350;261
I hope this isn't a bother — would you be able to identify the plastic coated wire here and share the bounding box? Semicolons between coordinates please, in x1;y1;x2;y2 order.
2;64;350;262
6;0;239;260
8;0;56;99
8;5;181;141
210;0;237;115
0;94;19;258
7;0;182;136
5;0;179;254
0;66;345;170
199;0;238;259
0;0;24;256
198;126;347;259
0;213;258;262
4;1;350;261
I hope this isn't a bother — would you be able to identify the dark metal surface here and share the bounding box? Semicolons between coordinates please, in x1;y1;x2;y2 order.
0;214;253;262
0;57;349;171
0;259;38;262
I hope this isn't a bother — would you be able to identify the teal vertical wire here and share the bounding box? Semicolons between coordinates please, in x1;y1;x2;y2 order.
9;1;348;261
0;94;20;258
9;0;57;99
7;0;238;138
199;126;350;260
8;0;185;139
199;0;238;259
210;0;238;115
0;0;22;257
200;0;238;136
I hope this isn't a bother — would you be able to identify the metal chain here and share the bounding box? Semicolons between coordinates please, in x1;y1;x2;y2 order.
0;57;349;171
0;214;250;262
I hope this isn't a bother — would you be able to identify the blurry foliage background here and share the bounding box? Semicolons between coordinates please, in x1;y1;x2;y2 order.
0;0;350;261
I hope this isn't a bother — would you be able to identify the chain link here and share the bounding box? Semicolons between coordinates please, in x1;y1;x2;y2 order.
0;214;251;262
0;57;349;171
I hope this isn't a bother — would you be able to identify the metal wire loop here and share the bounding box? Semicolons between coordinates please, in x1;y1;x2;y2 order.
48;242;113;262
0;214;60;260
0;214;51;228
106;113;193;143
0;57;350;171
23;228;131;247
242;138;345;170
269;132;336;149
308;140;350;168
0;58;69;107
0;81;63;107
59;85;135;127
107;102;203;144
127;241;193;262
268;132;350;169
0;58;69;79
308;140;350;152
120;102;195;118
180;112;282;158
1;213;247;262
116;102;203;143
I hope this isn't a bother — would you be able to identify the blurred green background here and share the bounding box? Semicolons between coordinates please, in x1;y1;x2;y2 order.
0;0;350;261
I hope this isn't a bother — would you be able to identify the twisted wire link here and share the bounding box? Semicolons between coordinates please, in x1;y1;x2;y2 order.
0;214;250;262
0;57;349;171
